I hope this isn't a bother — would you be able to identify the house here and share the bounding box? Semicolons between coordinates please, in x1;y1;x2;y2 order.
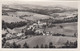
43;33;46;35
33;23;37;26
16;33;24;37
35;29;43;35
21;36;27;39
6;33;12;38
38;20;40;24
6;33;13;39
42;31;52;36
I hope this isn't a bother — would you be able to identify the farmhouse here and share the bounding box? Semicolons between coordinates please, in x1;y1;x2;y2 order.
6;33;12;38
35;29;43;34
16;33;24;37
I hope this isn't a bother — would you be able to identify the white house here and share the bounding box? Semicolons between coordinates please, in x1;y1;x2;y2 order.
35;29;43;34
6;33;13;39
16;33;24;37
33;23;37;26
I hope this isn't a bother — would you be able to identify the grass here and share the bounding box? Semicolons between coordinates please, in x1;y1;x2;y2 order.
2;15;26;23
43;22;77;36
6;35;77;48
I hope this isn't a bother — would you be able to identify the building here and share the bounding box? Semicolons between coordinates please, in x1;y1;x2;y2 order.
16;33;24;37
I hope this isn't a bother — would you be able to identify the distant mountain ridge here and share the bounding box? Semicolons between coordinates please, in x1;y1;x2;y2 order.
2;4;77;14
2;4;78;22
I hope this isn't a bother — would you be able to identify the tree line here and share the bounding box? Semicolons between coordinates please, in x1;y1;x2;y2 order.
2;20;27;29
40;15;78;24
3;41;55;48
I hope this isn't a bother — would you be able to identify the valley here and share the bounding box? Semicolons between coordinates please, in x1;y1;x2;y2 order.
2;4;78;48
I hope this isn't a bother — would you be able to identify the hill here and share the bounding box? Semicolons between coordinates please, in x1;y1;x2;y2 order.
2;15;27;23
6;36;77;48
2;4;78;17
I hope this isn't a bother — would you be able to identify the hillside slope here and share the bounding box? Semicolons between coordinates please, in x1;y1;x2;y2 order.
13;36;77;47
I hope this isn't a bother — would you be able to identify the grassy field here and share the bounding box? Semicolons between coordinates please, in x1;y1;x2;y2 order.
17;11;51;21
43;22;77;36
2;15;26;23
6;35;77;48
2;11;51;23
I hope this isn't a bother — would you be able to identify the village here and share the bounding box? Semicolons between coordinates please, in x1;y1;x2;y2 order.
2;20;55;40
2;11;78;40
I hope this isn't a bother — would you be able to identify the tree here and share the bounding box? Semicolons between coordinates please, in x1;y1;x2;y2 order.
35;45;39;48
23;42;29;48
11;42;18;48
2;38;6;47
73;41;77;48
67;42;74;48
2;33;7;37
60;25;63;28
25;30;35;35
49;42;55;48
74;33;77;37
22;29;24;33
61;41;77;48
3;21;27;29
45;44;48;48
3;42;11;48
17;44;21;48
2;20;7;29
7;43;21;48
42;25;47;29
62;40;71;48
40;44;44;48
65;40;70;47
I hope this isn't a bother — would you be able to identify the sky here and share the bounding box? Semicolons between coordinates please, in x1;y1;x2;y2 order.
1;0;78;8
